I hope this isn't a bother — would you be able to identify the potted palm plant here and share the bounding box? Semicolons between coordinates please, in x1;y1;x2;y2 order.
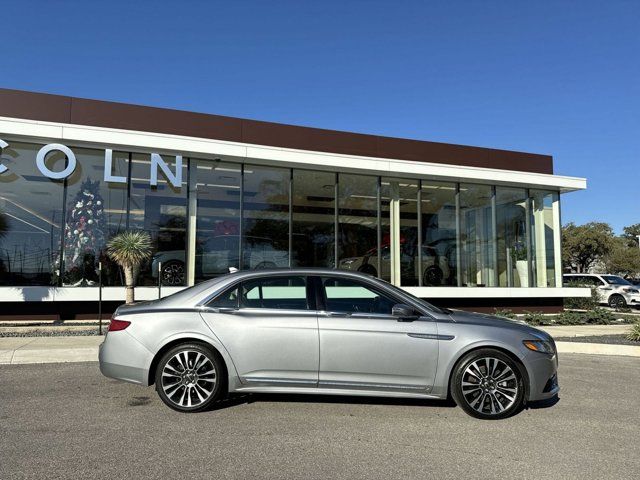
511;242;528;287
106;231;153;304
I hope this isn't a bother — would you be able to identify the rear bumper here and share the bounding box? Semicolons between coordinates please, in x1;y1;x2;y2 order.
98;330;154;386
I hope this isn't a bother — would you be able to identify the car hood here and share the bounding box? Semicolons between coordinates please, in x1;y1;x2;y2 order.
447;309;542;334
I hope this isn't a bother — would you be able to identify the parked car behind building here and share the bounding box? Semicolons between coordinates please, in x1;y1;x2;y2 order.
563;273;640;309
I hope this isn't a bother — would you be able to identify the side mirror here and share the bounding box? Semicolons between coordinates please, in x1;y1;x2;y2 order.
392;303;418;322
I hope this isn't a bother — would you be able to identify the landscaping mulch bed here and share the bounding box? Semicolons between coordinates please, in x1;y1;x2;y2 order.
0;329;104;338
555;334;639;346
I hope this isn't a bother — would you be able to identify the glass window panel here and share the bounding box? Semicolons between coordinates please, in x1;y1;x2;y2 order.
530;190;557;287
0;141;65;286
292;170;335;268
421;181;457;286
129;153;188;286
496;187;528;287
193;159;241;281
240;276;307;310
321;277;396;315
381;178;420;286
62;147;128;286
208;285;239;308
460;184;495;287
242;165;289;270
338;174;379;277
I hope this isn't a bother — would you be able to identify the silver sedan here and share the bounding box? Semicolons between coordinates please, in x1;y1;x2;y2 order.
99;269;559;419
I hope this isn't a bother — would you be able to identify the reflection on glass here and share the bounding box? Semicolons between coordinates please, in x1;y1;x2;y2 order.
421;181;457;286
129;153;188;286
496;187;528;287
193;159;241;281
63;148;128;286
0;142;64;286
530;190;557;287
460;184;495;287
292;170;335;268
337;174;379;277
242;165;289;270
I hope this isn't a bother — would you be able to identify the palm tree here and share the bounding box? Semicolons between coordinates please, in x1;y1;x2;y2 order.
106;231;153;304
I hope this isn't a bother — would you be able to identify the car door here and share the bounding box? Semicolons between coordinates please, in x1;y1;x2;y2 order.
200;275;319;388
316;275;438;394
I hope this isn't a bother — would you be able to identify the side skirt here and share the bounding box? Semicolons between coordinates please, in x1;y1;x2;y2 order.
232;385;445;400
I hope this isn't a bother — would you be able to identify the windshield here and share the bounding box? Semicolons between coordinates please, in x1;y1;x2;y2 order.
601;275;632;286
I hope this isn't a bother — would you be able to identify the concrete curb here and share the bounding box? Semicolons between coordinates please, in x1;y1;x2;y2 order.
555;342;640;357
0;336;102;365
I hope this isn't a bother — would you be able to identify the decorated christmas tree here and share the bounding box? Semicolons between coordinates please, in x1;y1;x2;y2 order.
62;178;105;286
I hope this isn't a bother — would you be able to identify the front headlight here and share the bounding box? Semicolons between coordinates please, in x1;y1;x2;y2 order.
523;339;555;354
623;288;639;294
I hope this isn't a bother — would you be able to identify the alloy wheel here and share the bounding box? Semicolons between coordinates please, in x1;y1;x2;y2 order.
460;357;519;416
162;262;185;286
160;350;217;408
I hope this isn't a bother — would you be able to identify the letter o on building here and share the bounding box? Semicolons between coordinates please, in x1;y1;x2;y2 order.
36;143;77;179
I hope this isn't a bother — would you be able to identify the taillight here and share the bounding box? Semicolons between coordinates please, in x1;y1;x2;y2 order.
108;318;131;332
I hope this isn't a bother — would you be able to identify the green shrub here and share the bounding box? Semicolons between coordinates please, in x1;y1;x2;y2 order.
493;308;516;319
555;311;586;325
626;323;640;342
563;281;600;310
523;311;550;326
555;308;615;325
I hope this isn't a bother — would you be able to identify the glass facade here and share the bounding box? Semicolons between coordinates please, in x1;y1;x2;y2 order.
0;138;561;290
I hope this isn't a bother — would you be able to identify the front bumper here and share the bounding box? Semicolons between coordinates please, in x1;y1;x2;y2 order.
524;350;560;402
98;330;154;386
626;293;640;307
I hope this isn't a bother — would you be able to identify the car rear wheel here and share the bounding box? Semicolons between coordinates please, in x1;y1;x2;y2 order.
451;348;525;420
155;343;224;412
358;264;377;277
608;294;627;309
161;261;185;286
423;266;443;286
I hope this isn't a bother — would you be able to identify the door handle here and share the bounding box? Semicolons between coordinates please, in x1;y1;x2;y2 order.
326;312;349;317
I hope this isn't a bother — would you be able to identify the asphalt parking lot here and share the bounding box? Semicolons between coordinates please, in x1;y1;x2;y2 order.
1;354;639;480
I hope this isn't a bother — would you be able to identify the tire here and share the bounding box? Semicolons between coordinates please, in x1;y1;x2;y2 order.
161;261;185;286
451;348;525;420
423;266;443;286
155;343;225;412
608;294;627;309
358;264;378;277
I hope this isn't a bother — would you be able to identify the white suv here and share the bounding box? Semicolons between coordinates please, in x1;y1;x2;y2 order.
563;273;640;309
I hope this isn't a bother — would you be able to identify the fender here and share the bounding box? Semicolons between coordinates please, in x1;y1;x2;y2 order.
436;339;531;400
146;330;241;389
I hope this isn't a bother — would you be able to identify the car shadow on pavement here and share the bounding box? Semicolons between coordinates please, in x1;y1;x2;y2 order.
526;394;560;410
208;392;456;412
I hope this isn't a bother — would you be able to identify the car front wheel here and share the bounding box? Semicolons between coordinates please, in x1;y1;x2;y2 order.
451;348;525;420
155;343;224;412
608;294;627;309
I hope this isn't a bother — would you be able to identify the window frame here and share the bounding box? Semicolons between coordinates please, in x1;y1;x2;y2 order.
205;274;315;311
315;275;407;318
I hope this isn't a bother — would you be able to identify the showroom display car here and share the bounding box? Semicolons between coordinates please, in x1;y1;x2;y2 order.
99;269;559;420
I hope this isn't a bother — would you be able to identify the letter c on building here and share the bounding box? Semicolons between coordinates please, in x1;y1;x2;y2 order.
0;139;8;174
36;143;77;179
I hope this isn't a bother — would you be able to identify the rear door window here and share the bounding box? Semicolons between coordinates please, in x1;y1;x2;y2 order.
240;276;309;310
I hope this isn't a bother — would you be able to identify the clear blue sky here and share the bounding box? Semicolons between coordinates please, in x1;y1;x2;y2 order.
2;1;638;233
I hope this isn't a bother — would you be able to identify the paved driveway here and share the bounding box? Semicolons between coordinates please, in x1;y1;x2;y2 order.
1;354;638;479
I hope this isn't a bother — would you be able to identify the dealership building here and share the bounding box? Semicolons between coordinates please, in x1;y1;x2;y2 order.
0;88;587;319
